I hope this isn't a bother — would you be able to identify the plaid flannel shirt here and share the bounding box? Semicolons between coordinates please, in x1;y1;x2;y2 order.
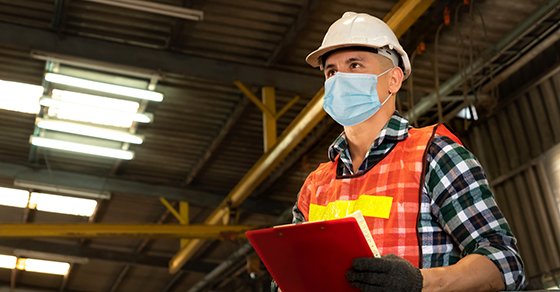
290;113;526;290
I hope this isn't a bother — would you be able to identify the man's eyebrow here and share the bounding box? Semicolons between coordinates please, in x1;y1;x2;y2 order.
324;56;365;70
345;56;364;63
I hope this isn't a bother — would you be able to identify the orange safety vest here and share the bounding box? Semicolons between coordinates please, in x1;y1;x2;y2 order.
297;124;461;267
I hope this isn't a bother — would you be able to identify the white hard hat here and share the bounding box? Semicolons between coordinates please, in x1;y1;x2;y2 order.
306;12;412;79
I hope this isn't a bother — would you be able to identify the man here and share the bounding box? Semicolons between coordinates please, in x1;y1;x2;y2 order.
276;12;525;291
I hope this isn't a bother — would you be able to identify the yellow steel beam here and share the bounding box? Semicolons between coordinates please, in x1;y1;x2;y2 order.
383;0;435;37
262;86;277;151
169;0;433;274
0;224;252;239
233;81;274;118
159;197;187;225
180;201;189;225
180;201;189;248
276;95;300;120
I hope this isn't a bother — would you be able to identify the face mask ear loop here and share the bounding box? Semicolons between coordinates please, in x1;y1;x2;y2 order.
378;66;395;78
375;67;396;107
381;91;393;107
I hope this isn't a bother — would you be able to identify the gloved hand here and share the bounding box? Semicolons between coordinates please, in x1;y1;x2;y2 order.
346;254;423;292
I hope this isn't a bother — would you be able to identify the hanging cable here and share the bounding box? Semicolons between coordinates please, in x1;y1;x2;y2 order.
408;49;419;127
453;3;469;128
434;23;445;123
467;0;489;125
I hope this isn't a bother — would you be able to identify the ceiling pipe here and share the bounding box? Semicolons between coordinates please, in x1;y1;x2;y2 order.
186;243;254;292
480;26;560;93
405;0;560;123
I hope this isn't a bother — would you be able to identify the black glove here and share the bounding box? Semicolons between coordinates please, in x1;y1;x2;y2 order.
346;254;423;292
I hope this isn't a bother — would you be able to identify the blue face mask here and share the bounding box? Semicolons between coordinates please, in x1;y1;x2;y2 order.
323;68;393;126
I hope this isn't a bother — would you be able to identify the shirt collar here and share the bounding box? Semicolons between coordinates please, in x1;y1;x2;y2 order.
327;112;410;162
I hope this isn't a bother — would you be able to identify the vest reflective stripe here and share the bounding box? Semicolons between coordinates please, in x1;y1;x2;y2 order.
309;195;393;221
297;124;462;267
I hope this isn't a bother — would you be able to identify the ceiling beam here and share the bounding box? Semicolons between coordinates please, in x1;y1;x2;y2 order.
0;224;251;239
0;239;216;273
0;162;291;215
0;22;323;96
266;0;319;65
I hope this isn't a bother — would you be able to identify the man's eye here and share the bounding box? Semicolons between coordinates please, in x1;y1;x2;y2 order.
326;70;336;77
350;63;361;69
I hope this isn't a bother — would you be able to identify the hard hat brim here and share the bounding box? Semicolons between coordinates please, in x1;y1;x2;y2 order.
305;43;376;68
305;43;411;79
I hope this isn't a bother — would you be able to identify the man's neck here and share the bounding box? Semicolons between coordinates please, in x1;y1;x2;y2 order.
344;108;393;173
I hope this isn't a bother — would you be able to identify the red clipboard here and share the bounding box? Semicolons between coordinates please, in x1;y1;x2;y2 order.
246;217;374;292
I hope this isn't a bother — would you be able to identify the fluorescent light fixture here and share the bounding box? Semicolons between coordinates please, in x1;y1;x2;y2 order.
0;187;29;208
0;185;101;216
45;73;163;102
0;254;70;275
85;0;204;21
0;80;43;114
13;179;111;200
52;89;139;111
457;105;479;120
37;119;144;144
31;51;160;79
29;192;97;217
30;136;135;160
0;255;17;269
13;250;89;265
41;97;152;127
16;258;70;275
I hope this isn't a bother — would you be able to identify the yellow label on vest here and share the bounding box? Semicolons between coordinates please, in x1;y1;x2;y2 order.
309;195;393;221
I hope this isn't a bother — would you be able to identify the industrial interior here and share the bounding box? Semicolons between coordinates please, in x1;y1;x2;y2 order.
0;0;559;291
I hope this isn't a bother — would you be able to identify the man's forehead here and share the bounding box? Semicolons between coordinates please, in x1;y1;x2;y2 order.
324;50;379;65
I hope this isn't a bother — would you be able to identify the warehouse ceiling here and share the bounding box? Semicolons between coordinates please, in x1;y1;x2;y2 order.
0;0;559;291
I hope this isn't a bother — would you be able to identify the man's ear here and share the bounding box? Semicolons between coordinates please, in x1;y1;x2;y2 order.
388;67;404;94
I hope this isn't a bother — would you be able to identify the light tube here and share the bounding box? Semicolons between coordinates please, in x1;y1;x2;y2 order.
17;258;70;275
51;89;140;111
0;187;30;208
40;97;152;126
0;255;71;275
0;185;103;216
37;119;144;144
30;136;134;160
0;80;43;114
45;73;163;102
0;255;17;269
29;192;97;217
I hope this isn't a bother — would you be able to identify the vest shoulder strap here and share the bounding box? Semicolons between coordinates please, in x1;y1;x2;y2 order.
409;124;462;146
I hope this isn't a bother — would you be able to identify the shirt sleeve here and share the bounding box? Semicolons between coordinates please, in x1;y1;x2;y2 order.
292;201;306;224
425;136;526;290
